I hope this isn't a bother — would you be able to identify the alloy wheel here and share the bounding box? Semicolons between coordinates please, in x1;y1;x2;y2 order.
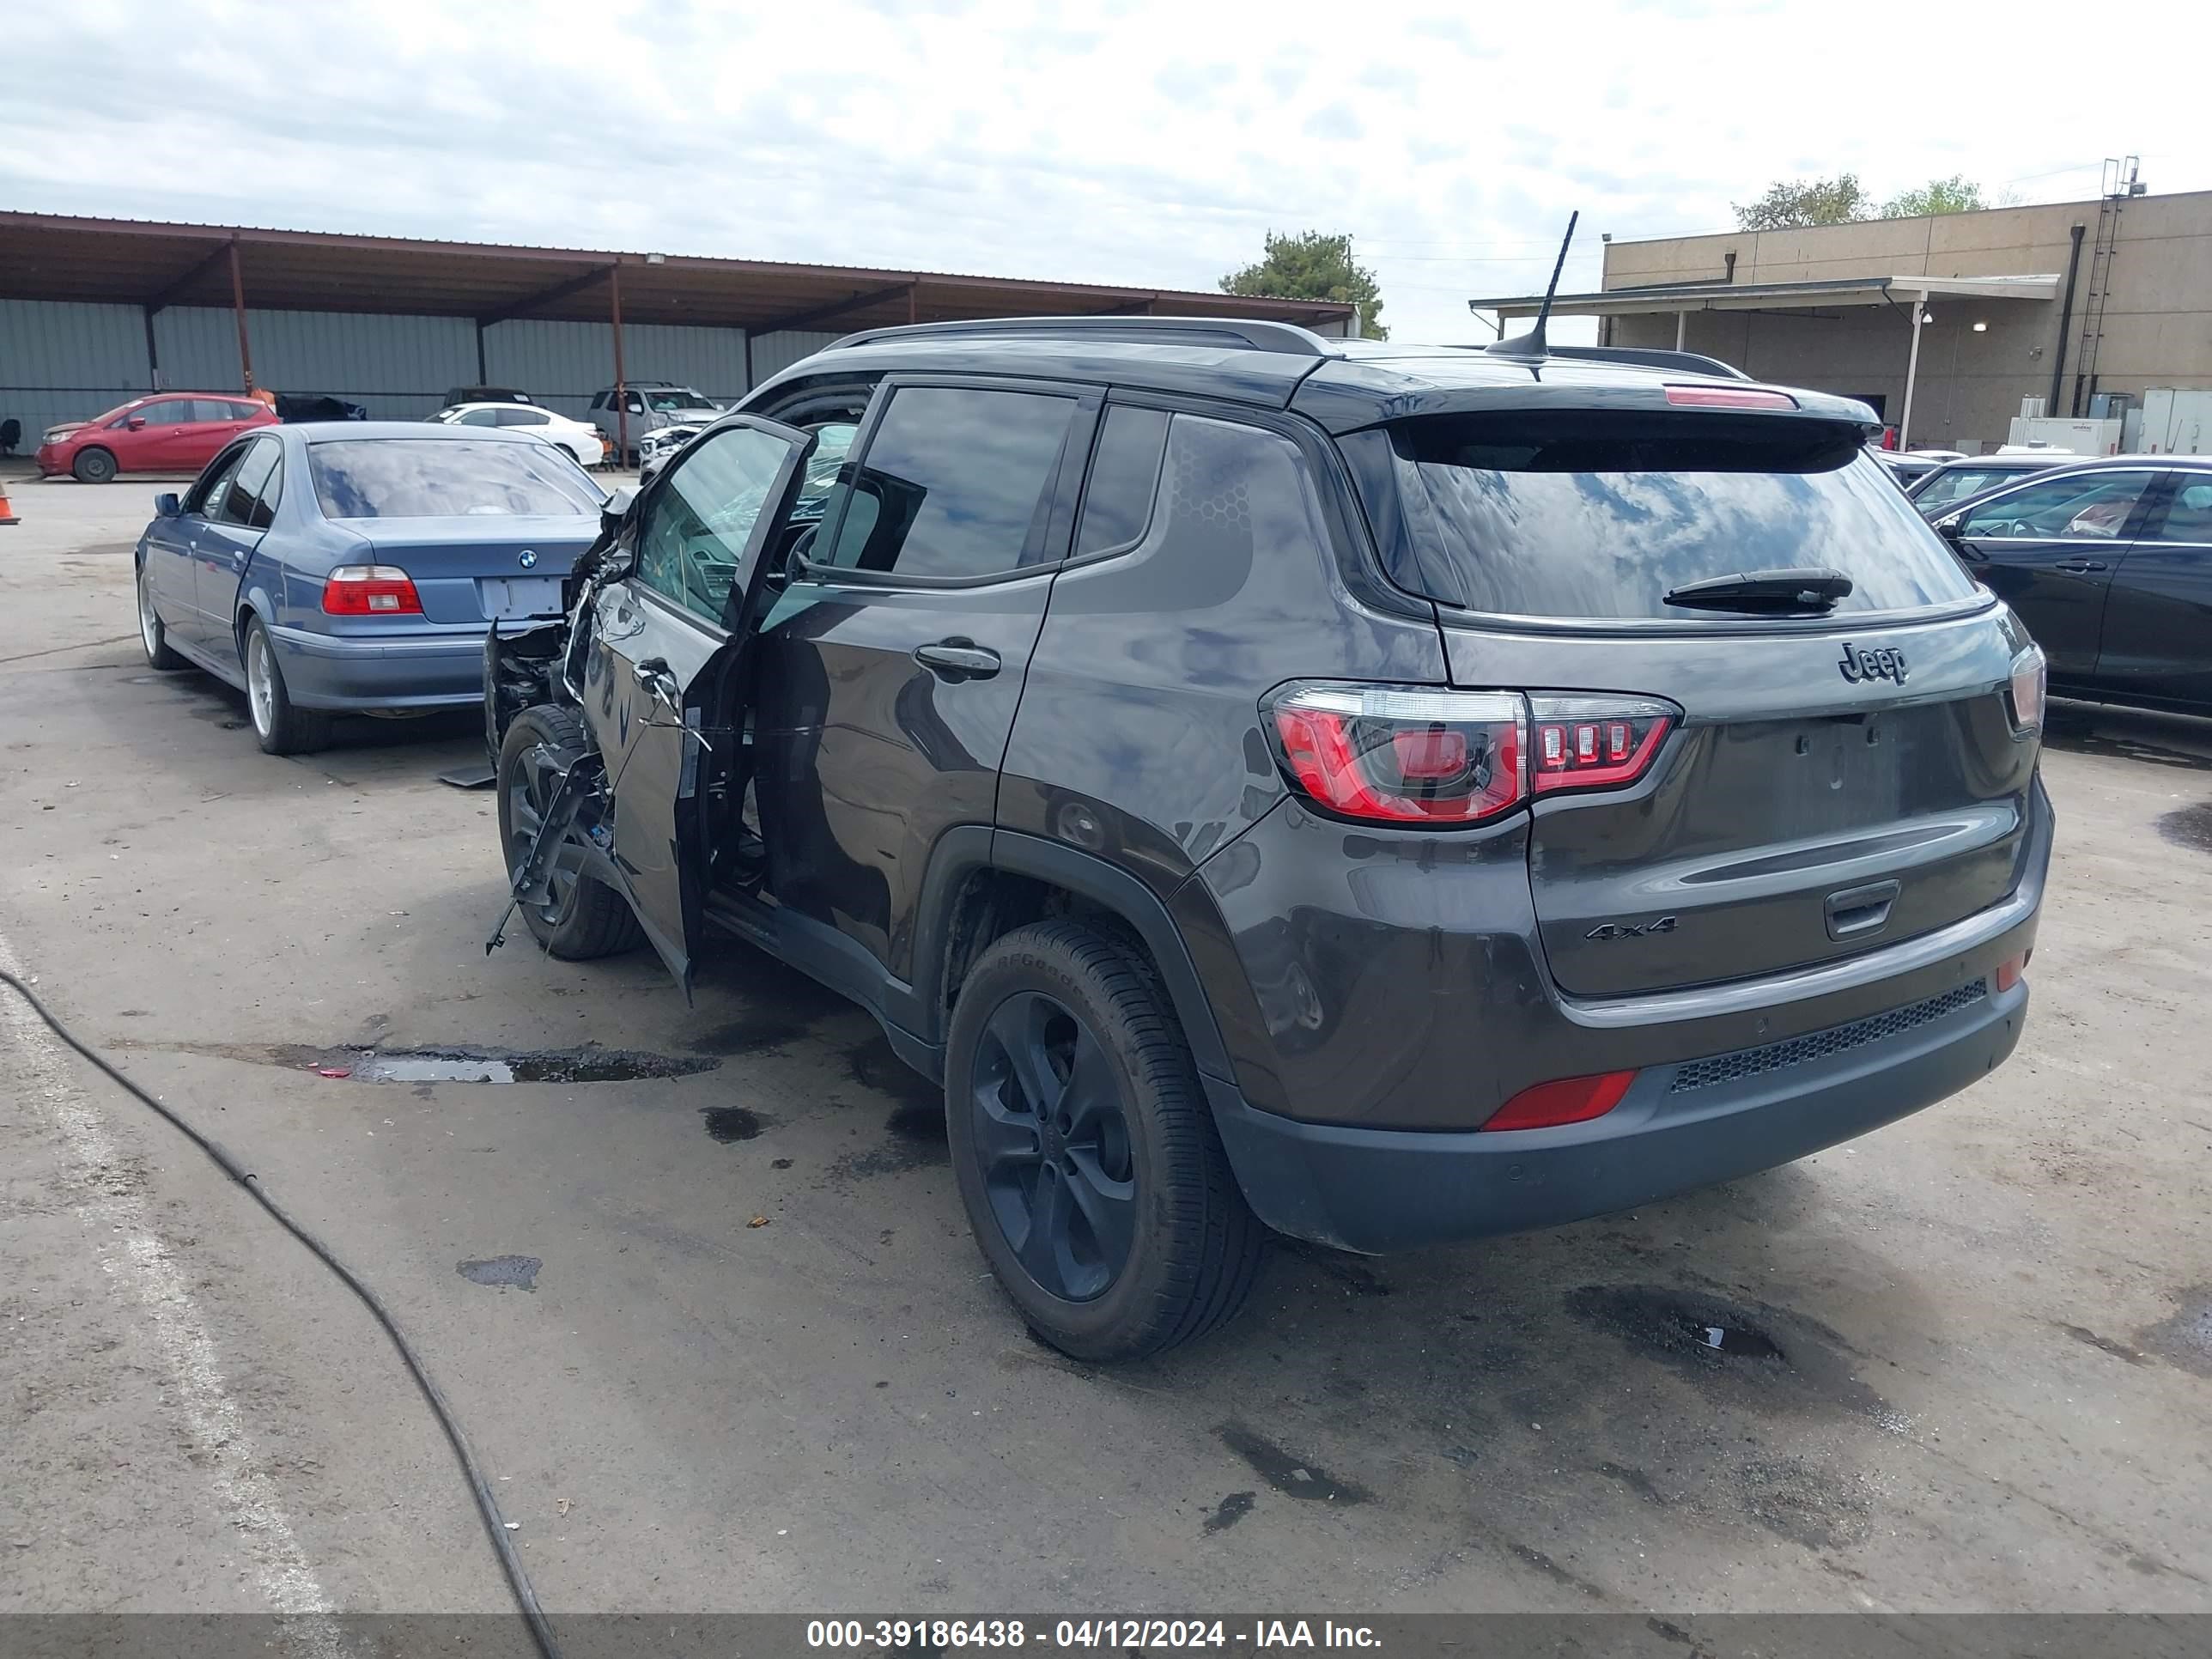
502;744;587;928
246;630;276;735
969;990;1138;1302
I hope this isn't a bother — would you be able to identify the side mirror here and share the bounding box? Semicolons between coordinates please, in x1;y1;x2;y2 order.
126;416;148;431
154;491;182;518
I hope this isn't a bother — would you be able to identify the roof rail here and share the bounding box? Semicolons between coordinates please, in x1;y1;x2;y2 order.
1546;345;1753;380
826;315;1334;356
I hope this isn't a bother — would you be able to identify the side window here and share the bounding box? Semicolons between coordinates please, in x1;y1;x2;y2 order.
458;407;500;427
2148;479;2212;544
1074;405;1170;556
230;400;264;421
224;441;282;529
633;424;798;623
624;393;645;415
589;392;608;411
187;446;248;518
497;409;549;427
820;386;1078;580
142;399;196;427
191;398;240;423
1958;471;2156;539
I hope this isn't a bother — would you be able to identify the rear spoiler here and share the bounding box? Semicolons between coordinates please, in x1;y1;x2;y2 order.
1544;345;1753;380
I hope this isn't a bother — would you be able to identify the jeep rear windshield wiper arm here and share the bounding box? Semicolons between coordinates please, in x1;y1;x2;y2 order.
1662;568;1854;613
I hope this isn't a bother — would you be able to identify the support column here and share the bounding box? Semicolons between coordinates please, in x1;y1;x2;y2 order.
611;261;628;464
1900;291;1927;448
142;307;161;391
908;284;918;326
227;239;254;392
476;320;488;384
1674;311;1687;351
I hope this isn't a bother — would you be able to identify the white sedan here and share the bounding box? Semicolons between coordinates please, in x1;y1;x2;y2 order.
430;403;608;468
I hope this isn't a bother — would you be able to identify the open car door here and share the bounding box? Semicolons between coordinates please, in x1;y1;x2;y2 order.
577;414;816;992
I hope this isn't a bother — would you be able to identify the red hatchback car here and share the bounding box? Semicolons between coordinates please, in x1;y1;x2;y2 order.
37;393;276;484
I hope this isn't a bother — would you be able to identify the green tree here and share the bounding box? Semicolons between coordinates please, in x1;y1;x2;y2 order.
1220;230;1387;339
1881;175;1989;218
1731;174;1875;231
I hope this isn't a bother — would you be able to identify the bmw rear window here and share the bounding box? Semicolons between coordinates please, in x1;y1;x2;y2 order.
1340;410;1980;620
307;440;602;519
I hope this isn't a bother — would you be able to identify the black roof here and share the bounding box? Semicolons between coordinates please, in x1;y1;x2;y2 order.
755;316;1880;434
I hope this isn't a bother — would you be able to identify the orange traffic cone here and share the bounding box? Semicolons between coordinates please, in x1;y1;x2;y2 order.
0;481;17;526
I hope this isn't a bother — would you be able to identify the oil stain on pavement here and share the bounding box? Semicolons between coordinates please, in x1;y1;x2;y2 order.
457;1255;541;1291
1215;1422;1373;1504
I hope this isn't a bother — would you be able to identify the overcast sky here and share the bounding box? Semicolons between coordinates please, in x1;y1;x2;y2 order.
12;0;2212;345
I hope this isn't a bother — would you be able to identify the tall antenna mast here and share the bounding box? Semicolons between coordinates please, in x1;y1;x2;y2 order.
1487;211;1578;362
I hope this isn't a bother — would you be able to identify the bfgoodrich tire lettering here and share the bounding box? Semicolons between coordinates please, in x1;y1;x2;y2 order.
946;919;1264;1360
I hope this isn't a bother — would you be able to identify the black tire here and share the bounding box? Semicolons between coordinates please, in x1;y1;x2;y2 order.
136;562;187;670
946;919;1264;1360
241;615;333;755
72;446;117;484
495;703;645;959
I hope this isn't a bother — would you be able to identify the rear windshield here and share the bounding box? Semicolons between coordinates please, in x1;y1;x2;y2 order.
1344;410;1980;620
307;439;602;520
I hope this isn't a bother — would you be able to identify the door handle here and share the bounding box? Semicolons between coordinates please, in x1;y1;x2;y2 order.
914;640;1001;680
1825;879;1899;941
2053;559;2108;574
631;655;680;705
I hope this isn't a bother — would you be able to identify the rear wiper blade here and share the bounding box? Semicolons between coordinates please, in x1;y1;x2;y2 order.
1662;568;1854;612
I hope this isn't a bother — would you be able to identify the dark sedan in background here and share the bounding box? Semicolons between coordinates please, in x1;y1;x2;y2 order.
134;422;605;753
1933;455;2212;717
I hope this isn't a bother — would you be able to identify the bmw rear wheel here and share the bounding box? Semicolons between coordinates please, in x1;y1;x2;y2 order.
242;616;332;755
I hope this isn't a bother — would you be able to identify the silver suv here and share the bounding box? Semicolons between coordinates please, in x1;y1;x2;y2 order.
586;382;725;463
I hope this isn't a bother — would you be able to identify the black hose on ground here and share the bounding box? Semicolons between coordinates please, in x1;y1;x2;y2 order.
0;966;562;1659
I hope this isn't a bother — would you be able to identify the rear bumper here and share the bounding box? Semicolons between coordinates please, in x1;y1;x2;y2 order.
1210;974;2027;1253
269;623;485;711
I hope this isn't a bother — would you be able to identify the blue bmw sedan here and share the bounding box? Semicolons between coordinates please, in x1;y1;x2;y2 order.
133;421;605;753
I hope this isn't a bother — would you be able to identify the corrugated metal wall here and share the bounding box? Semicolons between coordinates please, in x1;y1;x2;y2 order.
2;299;805;447
0;299;154;445
483;319;753;420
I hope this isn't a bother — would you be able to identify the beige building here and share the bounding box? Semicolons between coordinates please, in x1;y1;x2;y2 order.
1472;186;2212;454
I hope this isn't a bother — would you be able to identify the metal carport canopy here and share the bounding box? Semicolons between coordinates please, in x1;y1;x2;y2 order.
0;211;1355;333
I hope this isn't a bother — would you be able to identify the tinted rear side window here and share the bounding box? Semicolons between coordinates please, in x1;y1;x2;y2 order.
823;386;1077;579
307;440;601;519
1345;410;1979;620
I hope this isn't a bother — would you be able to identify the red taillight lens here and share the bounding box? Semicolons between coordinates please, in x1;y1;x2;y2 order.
320;564;422;616
1995;951;2027;993
1664;384;1797;410
1268;685;1524;826
1528;696;1677;795
2007;647;2046;734
1482;1070;1638;1132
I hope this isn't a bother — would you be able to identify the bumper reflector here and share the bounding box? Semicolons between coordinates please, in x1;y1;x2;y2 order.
1481;1070;1637;1133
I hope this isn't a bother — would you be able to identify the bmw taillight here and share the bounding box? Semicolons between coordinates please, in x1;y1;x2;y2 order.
1266;684;1677;827
320;564;422;616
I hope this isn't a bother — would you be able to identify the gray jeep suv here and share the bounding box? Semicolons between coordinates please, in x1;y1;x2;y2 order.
486;317;2052;1359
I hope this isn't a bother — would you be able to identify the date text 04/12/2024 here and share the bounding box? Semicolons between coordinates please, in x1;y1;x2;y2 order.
805;1620;1382;1649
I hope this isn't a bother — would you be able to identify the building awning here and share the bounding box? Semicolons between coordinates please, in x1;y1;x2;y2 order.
1470;273;2062;320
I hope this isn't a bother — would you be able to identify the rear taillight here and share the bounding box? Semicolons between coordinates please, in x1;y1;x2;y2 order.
321;564;422;616
1268;685;1523;825
1481;1070;1638;1132
1528;696;1677;796
1664;384;1797;410
2007;646;2046;734
1996;951;2028;993
1267;685;1677;827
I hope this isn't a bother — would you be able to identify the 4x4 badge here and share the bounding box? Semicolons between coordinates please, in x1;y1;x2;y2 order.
1587;916;1677;941
1838;642;1906;684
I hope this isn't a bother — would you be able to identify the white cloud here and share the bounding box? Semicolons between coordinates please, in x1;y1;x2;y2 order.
8;0;2212;344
